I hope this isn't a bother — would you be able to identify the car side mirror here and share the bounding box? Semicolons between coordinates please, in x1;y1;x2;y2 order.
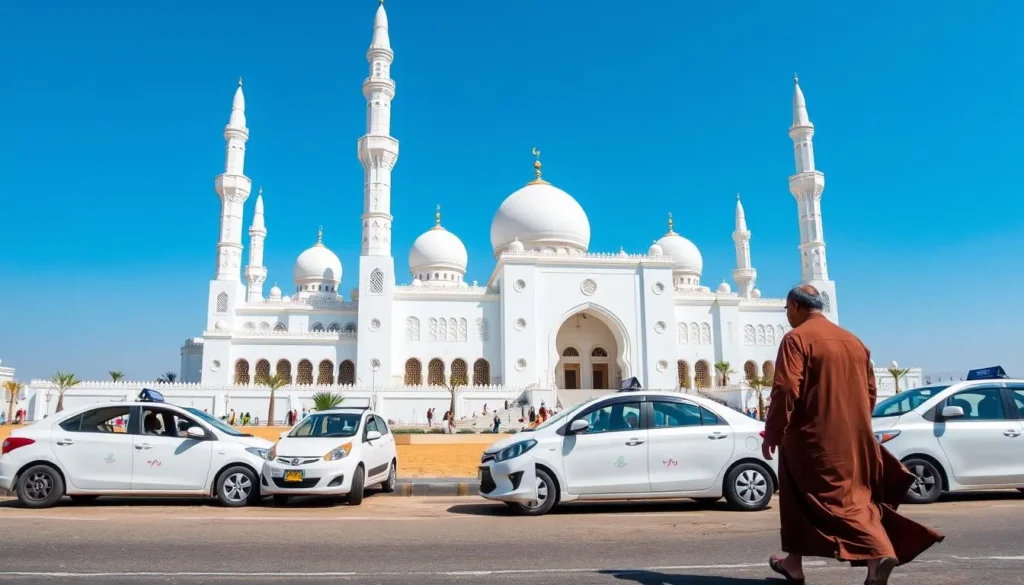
366;430;382;441
568;419;590;434
186;426;207;439
940;405;965;419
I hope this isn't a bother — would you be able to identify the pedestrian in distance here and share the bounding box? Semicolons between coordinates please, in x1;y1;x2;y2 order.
763;285;943;585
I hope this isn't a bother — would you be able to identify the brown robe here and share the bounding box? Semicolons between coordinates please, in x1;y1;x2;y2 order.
764;313;944;564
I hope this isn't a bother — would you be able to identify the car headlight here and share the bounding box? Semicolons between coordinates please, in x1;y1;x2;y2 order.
324;442;352;461
267;445;277;461
246;447;270;460
874;430;901;444
494;439;538;463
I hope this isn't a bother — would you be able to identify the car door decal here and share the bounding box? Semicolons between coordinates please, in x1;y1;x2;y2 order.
368;462;389;477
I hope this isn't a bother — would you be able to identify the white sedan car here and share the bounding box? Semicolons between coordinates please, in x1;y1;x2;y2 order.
0;389;272;508
262;407;397;505
872;367;1024;504
479;389;777;515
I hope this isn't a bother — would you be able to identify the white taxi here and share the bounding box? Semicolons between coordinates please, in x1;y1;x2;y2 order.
872;366;1024;503
0;389;272;508
262;407;397;505
478;380;777;516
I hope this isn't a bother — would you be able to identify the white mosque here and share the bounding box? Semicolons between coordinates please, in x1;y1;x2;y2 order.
178;1;839;396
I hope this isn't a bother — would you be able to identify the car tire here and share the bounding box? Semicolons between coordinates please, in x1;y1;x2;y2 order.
381;460;397;494
903;458;942;504
69;495;99;505
724;463;774;511
347;465;365;506
216;466;258;507
512;468;558;517
15;464;65;509
272;494;290;506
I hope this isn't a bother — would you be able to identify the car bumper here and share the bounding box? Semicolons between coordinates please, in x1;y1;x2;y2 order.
478;456;538;504
261;458;357;495
0;461;14;492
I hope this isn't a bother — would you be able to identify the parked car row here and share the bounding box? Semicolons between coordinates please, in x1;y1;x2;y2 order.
0;389;397;509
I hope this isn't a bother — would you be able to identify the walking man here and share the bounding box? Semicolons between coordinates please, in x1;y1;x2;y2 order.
763;285;943;585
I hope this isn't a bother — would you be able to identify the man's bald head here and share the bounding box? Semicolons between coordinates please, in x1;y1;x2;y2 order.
785;285;824;327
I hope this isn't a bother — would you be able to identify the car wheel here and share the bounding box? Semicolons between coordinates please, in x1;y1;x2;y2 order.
15;464;65;509
381;460;397;494
347;465;365;506
216;466;257;507
724;463;774;511
272;494;290;506
69;495;99;505
513;468;558;516
903;458;942;504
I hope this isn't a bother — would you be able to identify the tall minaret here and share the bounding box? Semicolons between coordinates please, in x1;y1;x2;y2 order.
355;1;399;384
788;75;838;321
213;78;252;281
732;194;756;298
245;188;268;303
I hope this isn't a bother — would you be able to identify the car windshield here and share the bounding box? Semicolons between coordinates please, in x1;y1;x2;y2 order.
533;402;587;431
872;385;951;418
288;412;362;438
185;407;247;437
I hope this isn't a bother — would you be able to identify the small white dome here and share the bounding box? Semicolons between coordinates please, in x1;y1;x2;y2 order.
282;295;291;302
409;220;468;276
411;278;423;287
617;247;628;258
751;288;762;298
717;281;732;294
294;230;342;289
269;285;282;299
490;164;590;256
656;231;703;275
507;238;525;253
648;241;664;256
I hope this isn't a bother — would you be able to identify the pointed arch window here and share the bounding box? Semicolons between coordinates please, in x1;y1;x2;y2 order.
404;358;422;386
561;347;580;358
369;269;385;294
677;360;691;389
695;360;711;389
297;360;314;385
317;360;335;385
234;359;250;385
338;360;356;385
450;358;468;387
275;359;292;384
311;322;325;333
254;359;271;385
427;358;445;386
216;292;229;313
472;358;490;386
274;322;287;332
591;347;609;358
743;361;758;382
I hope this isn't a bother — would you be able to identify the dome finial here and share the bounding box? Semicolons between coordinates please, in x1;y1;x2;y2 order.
433;204;444;229
527;147;549;185
794;72;799;84
238;76;243;87
736;192;741;201
316;226;323;246
667;212;674;234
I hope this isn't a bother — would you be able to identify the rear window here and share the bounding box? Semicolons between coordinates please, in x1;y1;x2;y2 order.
60;406;131;433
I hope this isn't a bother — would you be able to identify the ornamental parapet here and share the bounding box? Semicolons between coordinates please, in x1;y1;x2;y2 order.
28;380;521;394
395;284;492;294
204;330;358;340
256;297;358;310
499;250;673;264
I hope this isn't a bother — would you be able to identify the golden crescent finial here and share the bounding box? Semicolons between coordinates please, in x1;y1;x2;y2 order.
238;76;243;87
667;212;674;233
435;204;442;227
316;226;323;245
793;72;799;84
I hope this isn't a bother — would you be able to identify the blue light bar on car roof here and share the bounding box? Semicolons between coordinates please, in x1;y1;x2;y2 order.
619;377;642;392
138;388;165;403
966;366;1009;381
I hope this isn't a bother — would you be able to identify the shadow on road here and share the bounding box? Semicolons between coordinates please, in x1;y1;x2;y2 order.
445;499;759;517
601;570;775;584
0;488;388;509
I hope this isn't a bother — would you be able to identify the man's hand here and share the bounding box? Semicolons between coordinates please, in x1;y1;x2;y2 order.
760;431;776;460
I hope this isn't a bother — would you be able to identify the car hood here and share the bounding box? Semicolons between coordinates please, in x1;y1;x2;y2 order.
484;432;537;454
237;435;274;449
871;416;901;431
274;436;358;456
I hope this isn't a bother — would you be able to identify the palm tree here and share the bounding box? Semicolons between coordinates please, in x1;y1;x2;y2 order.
157;372;177;383
51;371;81;413
887;361;911;395
261;373;289;426
311;391;345;411
3;380;24;424
714;361;735;386
748;375;771;420
109;371;125;382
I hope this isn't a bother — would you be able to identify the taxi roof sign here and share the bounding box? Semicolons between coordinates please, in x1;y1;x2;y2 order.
966;366;1009;381
137;388;165;403
619;377;642;392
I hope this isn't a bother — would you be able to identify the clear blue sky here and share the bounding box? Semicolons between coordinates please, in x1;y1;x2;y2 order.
1;0;1021;382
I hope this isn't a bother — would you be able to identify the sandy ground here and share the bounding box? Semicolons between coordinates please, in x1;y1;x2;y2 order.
1;424;486;478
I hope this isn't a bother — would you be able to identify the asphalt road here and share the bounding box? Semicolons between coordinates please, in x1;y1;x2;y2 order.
1;491;1022;584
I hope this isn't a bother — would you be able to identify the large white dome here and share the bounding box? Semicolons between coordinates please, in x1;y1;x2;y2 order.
294;231;342;289
490;162;590;256
656;229;703;275
409;213;468;276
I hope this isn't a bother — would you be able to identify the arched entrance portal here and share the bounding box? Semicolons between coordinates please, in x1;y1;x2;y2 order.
554;311;623;389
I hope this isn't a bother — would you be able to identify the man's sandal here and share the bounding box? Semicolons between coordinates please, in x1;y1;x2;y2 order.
769;556;805;584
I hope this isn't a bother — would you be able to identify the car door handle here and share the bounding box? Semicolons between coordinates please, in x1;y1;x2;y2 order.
624;438;645;446
135;443;153;450
1004;430;1022;438
55;439;74;446
707;432;728;440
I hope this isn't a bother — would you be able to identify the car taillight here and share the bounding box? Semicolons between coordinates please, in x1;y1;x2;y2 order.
1;437;35;455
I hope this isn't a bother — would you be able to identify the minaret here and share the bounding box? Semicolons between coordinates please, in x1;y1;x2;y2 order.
213;77;252;281
355;1;399;385
245;187;268;303
788;75;838;321
732;194;756;298
357;0;399;257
